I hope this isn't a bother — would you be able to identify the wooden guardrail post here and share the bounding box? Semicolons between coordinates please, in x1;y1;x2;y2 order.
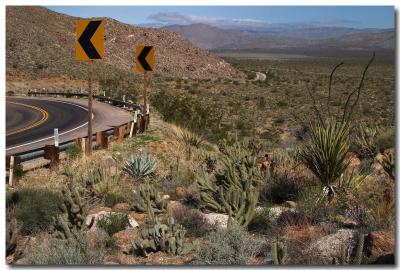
44;145;60;168
114;126;125;142
96;131;108;149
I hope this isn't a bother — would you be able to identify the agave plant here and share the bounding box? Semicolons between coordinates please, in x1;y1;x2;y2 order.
299;121;350;202
123;153;157;179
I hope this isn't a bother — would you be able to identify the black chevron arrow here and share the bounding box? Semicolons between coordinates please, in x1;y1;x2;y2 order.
137;46;153;71
78;20;102;59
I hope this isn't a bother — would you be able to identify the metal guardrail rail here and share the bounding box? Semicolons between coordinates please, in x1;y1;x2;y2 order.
28;91;143;112
7;92;145;169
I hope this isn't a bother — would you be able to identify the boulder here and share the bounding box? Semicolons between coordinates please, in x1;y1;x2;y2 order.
175;187;187;199
112;203;131;212
283;201;298;209
166;200;185;212
365;229;395;263
101;155;116;167
112;228;139;254
345;152;361;168
130;212;146;224
262;206;296;223
306;229;358;264
201;213;229;228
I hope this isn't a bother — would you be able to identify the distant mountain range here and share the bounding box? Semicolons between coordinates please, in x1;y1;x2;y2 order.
162;23;395;51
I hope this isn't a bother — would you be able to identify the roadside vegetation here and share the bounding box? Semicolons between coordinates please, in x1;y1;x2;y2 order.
6;52;395;265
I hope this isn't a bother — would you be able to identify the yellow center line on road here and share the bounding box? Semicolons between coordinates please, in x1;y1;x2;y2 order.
6;101;49;136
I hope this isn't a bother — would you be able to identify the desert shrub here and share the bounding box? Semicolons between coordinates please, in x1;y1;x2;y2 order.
276;210;311;228
257;96;266;109
97;213;129;236
375;127;395;152
104;192;127;208
7;188;63;235
150;91;224;141
171;205;211;237
25;232;104;264
248;205;272;233
277;100;288;107
260;173;305;204
352;122;378;158
66;144;83;159
123;153;157;179
196;225;263;265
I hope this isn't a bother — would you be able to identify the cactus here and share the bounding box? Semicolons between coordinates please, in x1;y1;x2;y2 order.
196;141;260;227
124;153;157;178
196;176;258;227
55;182;86;240
131;181;167;214
132;216;194;257
272;240;287;265
380;151;395;180
354;234;365;265
6;218;20;256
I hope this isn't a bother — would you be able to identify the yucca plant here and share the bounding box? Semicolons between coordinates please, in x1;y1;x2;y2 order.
299;121;350;202
123;153;157;179
174;127;203;159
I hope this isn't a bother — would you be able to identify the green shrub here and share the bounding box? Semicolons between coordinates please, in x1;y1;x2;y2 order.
97;212;129;236
104;192;127;208
375;127;395;152
7;188;63;235
277;100;288;107
196;225;263;265
261;173;305;204
123;153;157;179
248;205;272;233
25;232;104;264
66;144;83;159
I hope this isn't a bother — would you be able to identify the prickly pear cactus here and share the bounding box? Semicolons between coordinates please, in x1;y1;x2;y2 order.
132;217;194;257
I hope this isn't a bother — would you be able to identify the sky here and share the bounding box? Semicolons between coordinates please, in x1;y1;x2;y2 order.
47;6;394;30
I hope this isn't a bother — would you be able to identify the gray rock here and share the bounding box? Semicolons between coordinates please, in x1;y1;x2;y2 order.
202;213;229;228
101;155;116;167
306;229;358;264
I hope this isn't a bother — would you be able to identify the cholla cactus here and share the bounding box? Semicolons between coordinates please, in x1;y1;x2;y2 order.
124;153;157;178
131;181;166;213
272;240;287;265
55;182;86;240
380;150;395;180
132;216;193;256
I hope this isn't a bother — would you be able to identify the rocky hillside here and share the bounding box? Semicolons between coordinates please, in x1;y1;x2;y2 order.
6;6;243;80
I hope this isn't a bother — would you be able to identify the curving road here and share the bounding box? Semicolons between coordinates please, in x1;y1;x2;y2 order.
6;98;88;150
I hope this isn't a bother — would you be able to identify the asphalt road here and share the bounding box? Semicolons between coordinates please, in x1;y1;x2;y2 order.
6;97;88;150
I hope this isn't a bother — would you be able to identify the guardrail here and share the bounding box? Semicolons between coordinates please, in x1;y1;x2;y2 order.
28;91;143;112
6;92;150;185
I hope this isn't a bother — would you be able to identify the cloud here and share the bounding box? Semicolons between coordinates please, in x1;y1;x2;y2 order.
147;12;271;29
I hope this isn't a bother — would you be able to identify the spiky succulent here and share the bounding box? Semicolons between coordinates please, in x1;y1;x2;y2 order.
123;153;157;179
